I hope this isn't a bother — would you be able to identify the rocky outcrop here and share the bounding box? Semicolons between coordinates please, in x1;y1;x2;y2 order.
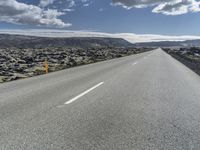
163;47;200;75
0;47;152;83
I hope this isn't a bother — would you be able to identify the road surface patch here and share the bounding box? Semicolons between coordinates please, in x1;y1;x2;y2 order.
132;62;138;66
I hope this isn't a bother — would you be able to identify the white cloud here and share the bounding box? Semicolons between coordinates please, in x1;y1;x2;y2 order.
39;0;76;8
153;0;200;15
81;0;92;7
83;3;89;7
81;0;89;2
40;0;91;11
63;8;74;12
1;29;200;43
112;0;200;15
0;0;71;28
68;0;76;8
40;0;56;7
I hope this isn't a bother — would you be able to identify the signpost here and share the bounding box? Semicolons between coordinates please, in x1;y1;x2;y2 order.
44;59;49;74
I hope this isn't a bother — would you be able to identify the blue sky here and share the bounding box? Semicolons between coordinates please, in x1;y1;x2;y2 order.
0;0;200;42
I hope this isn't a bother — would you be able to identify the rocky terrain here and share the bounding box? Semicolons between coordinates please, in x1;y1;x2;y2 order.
0;46;152;83
0;34;154;83
163;47;200;75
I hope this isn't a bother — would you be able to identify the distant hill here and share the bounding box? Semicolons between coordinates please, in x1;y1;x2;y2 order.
134;39;200;48
1;34;200;49
0;34;133;48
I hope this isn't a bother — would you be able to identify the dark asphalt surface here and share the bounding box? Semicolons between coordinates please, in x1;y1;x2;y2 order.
0;49;200;149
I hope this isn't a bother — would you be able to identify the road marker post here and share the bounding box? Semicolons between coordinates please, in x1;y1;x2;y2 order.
44;59;49;74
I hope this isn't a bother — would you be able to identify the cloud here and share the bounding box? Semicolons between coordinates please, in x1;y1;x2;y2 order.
1;29;200;43
39;0;91;11
68;0;76;8
39;0;76;8
81;0;92;7
0;0;71;28
83;3;89;7
112;0;200;15
153;0;200;15
63;8;74;12
40;0;56;7
81;0;89;2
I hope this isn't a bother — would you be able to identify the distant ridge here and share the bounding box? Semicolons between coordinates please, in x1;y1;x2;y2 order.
0;34;133;48
1;34;200;49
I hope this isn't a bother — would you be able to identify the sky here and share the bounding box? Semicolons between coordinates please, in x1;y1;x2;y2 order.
0;0;200;43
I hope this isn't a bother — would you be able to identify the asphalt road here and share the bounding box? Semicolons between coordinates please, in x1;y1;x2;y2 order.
0;49;200;150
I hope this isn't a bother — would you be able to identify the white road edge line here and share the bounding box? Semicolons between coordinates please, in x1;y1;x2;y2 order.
64;82;104;105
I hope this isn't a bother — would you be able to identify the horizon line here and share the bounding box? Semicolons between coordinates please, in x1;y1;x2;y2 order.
0;29;200;43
